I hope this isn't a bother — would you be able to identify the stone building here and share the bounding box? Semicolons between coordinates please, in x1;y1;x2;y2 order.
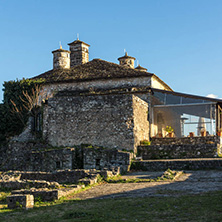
28;38;174;152
12;37;222;156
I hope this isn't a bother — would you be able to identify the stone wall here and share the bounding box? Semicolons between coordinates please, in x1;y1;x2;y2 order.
83;147;132;173
42;76;152;97
7;194;34;209
20;170;91;184
0;142;78;171
18;169;118;184
11;117;35;143
151;136;219;145
132;95;149;148
131;159;222;171
138;136;221;159
30;148;76;171
0;141;131;172
43;92;149;152
1;141;35;171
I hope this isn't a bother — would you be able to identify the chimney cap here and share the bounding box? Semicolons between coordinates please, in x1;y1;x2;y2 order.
68;39;90;47
52;48;70;53
118;52;136;61
135;64;147;72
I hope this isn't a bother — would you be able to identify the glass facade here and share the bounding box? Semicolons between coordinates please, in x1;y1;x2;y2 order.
150;90;219;138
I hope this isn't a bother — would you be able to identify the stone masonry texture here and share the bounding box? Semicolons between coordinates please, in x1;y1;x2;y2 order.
7;194;34;209
0;141;131;172
138;136;220;159
131;159;222;171
43;93;149;152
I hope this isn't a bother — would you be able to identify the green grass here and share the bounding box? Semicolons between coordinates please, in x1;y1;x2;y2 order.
0;191;222;221
0;191;11;203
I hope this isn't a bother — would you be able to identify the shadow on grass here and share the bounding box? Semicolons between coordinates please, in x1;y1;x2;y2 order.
1;170;222;221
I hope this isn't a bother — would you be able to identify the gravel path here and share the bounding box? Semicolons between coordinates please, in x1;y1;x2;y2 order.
72;170;222;200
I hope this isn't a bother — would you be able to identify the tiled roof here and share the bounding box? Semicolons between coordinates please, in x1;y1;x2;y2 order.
118;52;135;60
31;59;172;90
51;48;70;53
68;39;90;46
135;65;147;71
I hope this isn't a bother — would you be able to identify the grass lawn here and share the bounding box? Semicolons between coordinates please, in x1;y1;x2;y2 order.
0;191;222;222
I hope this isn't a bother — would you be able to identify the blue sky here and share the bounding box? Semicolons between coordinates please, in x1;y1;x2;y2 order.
0;0;222;101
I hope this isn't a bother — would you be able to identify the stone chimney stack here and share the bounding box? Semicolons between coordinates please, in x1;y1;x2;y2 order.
52;45;70;69
68;38;90;67
118;52;136;69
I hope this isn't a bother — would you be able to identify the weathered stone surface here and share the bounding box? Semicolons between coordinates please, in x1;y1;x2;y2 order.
0;171;21;181
0;179;59;190
52;49;70;69
19;170;89;184
0;141;49;171
83;148;132;173
11;188;79;201
131;159;222;171
138;136;221;159
43;92;149;152
11;117;35;142
151;136;219;145
69;41;89;67
30;148;76;171
0;141;131;172
18;169;119;184
7;194;34;209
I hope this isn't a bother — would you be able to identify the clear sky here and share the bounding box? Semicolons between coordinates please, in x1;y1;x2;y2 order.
0;0;222;101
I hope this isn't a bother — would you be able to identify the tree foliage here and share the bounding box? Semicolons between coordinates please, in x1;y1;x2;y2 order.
0;78;45;143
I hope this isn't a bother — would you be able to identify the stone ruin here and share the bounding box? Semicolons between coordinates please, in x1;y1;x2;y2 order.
3;168;119;209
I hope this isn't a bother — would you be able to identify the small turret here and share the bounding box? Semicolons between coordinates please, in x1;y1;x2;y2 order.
118;52;136;69
135;64;147;72
52;45;70;69
68;38;90;67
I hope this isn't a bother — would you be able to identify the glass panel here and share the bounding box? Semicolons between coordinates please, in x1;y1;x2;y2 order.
152;104;216;137
151;90;217;138
166;94;181;105
182;97;205;104
152;91;165;105
152;90;214;106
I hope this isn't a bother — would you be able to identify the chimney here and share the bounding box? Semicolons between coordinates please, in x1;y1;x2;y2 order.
52;45;70;69
135;64;147;72
118;52;136;69
68;38;90;67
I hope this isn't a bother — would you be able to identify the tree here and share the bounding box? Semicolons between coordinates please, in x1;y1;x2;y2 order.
10;84;53;133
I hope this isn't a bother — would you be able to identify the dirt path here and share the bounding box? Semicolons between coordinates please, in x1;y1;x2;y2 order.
72;170;222;200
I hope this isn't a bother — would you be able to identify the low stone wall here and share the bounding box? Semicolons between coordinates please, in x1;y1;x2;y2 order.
83;148;132;173
138;136;221;159
30;148;76;171
131;159;222;171
151;136;219;145
12;187;83;201
3;168;118;202
0;180;59;190
19;169;118;184
7;194;34;209
0;141;52;171
20;170;91;184
138;144;219;159
0;142;132;172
